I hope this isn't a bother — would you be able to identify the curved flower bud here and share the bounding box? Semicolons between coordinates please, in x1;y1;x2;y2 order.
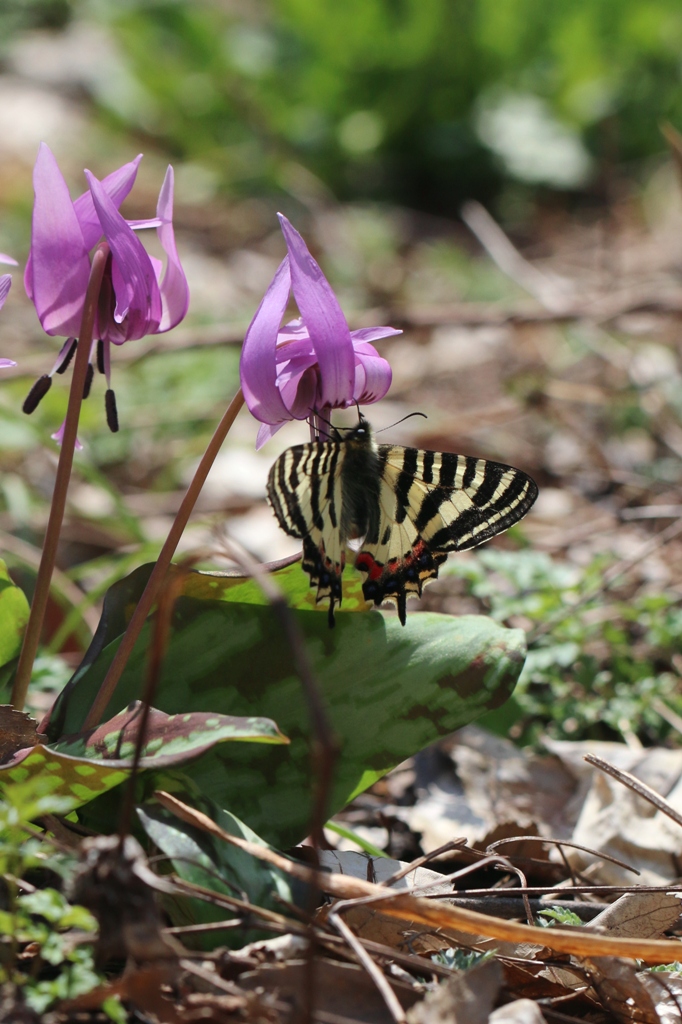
240;214;397;448
23;144;189;437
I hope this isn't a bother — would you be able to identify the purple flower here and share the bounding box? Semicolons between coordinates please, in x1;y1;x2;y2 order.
23;143;189;434
240;214;398;448
0;254;18;369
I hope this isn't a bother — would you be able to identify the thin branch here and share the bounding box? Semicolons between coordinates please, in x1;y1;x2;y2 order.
328;908;406;1024
82;387;245;729
153;790;682;964
585;753;682;831
486;835;640;875
219;535;340;849
117;562;188;842
12;244;109;711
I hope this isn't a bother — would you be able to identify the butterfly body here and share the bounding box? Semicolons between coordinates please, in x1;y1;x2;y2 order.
267;418;538;626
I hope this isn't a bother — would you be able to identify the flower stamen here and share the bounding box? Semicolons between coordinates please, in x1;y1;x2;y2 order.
23;374;52;414
82;362;94;399
54;338;77;375
105;389;119;433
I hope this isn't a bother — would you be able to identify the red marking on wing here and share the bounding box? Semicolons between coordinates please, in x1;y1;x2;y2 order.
355;552;383;580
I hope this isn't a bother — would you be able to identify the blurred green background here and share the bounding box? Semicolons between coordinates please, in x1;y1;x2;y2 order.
4;0;682;215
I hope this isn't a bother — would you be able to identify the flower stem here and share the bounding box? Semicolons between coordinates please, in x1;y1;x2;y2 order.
11;244;110;712
81;387;246;730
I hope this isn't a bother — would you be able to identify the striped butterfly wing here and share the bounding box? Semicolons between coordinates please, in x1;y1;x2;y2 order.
354;445;538;624
267;439;347;625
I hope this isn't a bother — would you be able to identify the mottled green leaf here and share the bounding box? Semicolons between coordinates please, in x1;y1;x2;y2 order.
0;703;287;812
47;561;525;846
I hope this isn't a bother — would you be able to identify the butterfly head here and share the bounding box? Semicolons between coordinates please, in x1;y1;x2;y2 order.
344;414;375;450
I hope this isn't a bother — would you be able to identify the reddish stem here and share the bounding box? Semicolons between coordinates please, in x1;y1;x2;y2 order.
81;387;246;730
11;245;110;712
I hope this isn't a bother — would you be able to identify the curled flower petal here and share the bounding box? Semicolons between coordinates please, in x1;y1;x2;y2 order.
350;326;402;344
74;155;143;251
278;214;355;409
25;143;90;336
0;359;16;368
85;170;161;342
352;341;392;404
155;166;190;331
240;257;294;427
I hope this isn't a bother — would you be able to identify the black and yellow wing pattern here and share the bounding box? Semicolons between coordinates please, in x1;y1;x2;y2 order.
267;419;538;626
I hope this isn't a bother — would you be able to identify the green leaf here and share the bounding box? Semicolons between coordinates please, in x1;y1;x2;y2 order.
47;562;526;848
0;704;288;813
137;796;302;944
0;558;29;673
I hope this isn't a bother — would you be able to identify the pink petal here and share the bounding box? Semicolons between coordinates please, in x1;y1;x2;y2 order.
85;170;161;342
127;217;163;230
0;254;18;267
0;359;16;368
0;274;11;311
278;214;355;409
239;257;294;427
154;166;189;332
25;143;90;336
280;365;318;419
255;420;286;450
274;336;316;387
74;154;143;251
350;326;402;343
52;419;84;451
352;341;392;404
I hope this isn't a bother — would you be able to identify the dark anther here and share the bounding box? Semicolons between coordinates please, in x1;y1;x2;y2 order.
105;389;119;433
55;339;77;374
96;339;105;374
83;363;94;399
23;374;52;414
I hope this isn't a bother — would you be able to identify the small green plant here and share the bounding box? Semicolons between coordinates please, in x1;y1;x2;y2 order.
537;906;583;927
0;780;121;1017
431;947;496;970
443;548;682;745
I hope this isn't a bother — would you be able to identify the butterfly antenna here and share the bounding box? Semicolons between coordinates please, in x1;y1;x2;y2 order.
375;411;428;434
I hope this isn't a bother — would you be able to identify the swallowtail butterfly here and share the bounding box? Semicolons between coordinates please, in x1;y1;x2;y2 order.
267;417;538;626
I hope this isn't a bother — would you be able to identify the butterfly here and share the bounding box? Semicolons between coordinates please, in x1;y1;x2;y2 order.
267;417;538;627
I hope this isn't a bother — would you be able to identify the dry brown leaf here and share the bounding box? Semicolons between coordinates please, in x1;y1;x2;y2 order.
489;998;548;1024
0;706;45;761
637;970;682;1024
583;957;661;1024
238;956;421;1024
406;958;502;1024
407;727;576;851
546;743;682;885
61;965;182;1022
586;892;682;938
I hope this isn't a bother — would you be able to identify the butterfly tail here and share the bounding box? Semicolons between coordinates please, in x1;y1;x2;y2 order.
302;536;344;626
